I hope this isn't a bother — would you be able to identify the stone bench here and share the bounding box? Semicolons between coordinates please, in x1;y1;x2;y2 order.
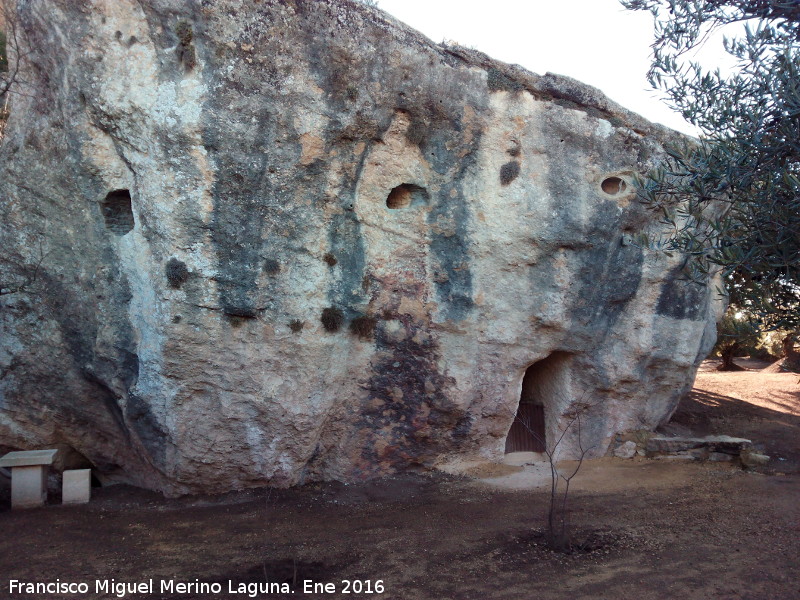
612;433;770;467
645;435;769;466
646;435;752;455
0;449;58;509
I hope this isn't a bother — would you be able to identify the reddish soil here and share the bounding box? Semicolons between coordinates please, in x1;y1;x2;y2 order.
1;359;798;600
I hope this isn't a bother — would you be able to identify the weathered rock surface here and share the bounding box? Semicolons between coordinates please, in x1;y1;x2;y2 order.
0;0;723;495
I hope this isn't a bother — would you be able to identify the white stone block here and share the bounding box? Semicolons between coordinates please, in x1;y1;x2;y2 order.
11;465;47;509
614;441;638;459
62;469;91;505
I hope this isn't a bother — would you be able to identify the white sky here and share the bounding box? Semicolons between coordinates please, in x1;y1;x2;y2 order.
376;0;724;136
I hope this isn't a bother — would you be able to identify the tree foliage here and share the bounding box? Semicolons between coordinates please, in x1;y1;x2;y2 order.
623;0;800;330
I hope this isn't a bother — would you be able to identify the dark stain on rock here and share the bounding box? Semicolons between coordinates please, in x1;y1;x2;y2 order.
197;12;315;318
36;267;149;470
327;210;367;315
535;109;648;339
41;273;99;369
125;392;168;469
425;123;483;321
405;117;428;147
79;368;130;444
299;3;489;323
357;311;470;476
224;306;258;319
208;174;270;317
656;266;708;321
203;98;278;317
119;348;140;389
320;109;383;315
569;235;644;332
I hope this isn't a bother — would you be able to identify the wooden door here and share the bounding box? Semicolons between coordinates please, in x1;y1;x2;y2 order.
504;403;545;453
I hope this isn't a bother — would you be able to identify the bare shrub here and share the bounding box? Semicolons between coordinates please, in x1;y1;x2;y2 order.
504;393;594;552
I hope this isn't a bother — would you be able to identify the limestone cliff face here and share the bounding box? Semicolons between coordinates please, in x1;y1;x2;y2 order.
0;0;723;495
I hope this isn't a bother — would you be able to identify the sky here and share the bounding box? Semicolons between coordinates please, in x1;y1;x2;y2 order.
374;0;728;136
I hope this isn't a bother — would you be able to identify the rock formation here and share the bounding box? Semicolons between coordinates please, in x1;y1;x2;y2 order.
0;0;723;495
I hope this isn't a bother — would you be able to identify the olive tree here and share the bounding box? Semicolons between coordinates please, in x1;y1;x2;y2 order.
622;0;800;335
712;310;760;370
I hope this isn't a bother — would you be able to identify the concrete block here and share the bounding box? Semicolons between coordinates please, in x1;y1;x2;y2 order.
11;465;47;509
62;469;91;504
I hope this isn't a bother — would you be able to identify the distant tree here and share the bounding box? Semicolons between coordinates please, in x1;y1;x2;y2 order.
0;0;24;98
622;0;800;333
780;331;800;371
0;0;42;296
712;309;760;371
0;0;28;141
0;29;8;73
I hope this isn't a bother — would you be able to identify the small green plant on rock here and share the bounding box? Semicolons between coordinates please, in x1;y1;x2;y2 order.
165;258;189;289
264;258;281;276
349;315;376;340
175;20;196;71
486;67;523;93
320;307;344;332
175;21;192;46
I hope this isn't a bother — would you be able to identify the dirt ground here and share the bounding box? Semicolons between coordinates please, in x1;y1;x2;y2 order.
1;359;798;600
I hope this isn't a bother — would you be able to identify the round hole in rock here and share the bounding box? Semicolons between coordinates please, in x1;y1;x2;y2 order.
601;176;627;195
101;189;134;235
386;183;430;209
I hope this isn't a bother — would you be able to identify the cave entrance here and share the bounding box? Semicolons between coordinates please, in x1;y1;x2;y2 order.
505;352;571;454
